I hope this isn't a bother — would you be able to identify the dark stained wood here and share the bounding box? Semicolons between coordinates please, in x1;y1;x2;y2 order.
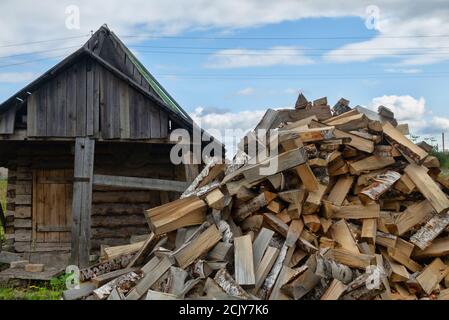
93;174;188;192
76;62;87;137
150;105;161;139
86;59;95;136
71;137;95;267
27;95;37;136
66;65;78;137
4;57;179;141
0;105;17;135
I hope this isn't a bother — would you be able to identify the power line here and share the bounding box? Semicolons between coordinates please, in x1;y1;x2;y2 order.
0;34;90;48
0;53;71;69
0;46;81;60
3;44;449;62
131;49;449;57
154;74;449;80
154;71;449;77
121;33;449;40
130;45;449;51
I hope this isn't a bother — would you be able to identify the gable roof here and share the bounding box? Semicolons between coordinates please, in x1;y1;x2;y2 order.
0;25;221;147
109;32;190;120
0;25;191;127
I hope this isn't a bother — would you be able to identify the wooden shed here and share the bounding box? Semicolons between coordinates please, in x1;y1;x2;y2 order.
0;25;221;268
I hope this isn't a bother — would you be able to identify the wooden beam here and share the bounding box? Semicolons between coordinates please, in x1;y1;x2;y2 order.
253;246;279;293
234;235;256;286
320;279;348;300
394;200;435;236
325;248;374;269
252;228;275;269
70;137;95;267
92;174;188;192
183;151;200;184
327;175;354;206
332;203;380;219
416;258;449;295
172;224;222;269
125;256;173;300
410;212;449;250
147;196;207;235
382;122;428;164
280;138;319;192
414;237;449;258
331;219;360;254
333;129;374;153
404;164;449;214
349;156;395;175
242;147;308;183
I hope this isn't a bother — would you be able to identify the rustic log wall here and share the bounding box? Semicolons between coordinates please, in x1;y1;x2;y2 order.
3;141;186;258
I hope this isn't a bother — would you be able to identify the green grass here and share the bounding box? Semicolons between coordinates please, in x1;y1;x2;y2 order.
0;286;62;300
0;178;5;210
0;274;68;300
432;151;449;176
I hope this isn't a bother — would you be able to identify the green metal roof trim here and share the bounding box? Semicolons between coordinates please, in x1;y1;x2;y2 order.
114;34;191;121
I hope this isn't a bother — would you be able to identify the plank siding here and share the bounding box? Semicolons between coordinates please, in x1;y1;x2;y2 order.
66;66;78;137
55;72;67;137
86;60;95;136
119;81;130;139
22;59;171;140
75;62;87;136
27;96;37;136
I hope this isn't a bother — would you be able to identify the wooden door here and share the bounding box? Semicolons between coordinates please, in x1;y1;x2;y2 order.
33;169;73;243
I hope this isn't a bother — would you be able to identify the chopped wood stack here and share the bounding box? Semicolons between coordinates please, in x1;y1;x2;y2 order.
67;94;449;300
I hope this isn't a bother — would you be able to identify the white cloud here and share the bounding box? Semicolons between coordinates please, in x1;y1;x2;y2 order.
366;94;447;138
369;95;426;122
191;106;264;133
236;87;256;95
0;72;38;83
205;46;313;68
0;1;448;66
430;116;449;131
190;106;266;157
324;3;449;65
384;68;422;74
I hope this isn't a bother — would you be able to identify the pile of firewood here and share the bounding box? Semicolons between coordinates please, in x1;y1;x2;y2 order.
65;94;449;300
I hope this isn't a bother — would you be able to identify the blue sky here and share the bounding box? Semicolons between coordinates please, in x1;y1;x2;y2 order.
1;1;449;152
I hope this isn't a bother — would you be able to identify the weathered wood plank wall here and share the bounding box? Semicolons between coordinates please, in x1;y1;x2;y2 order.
25;59;170;140
0;106;17;135
71;137;95;267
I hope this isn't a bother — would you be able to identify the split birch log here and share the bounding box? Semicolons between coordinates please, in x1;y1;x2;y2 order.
410;212;449;250
93;271;142;300
358;171;401;204
232;191;277;222
214;268;251;300
181;157;224;198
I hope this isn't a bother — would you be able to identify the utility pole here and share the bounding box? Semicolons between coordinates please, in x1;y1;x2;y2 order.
443;132;445;153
